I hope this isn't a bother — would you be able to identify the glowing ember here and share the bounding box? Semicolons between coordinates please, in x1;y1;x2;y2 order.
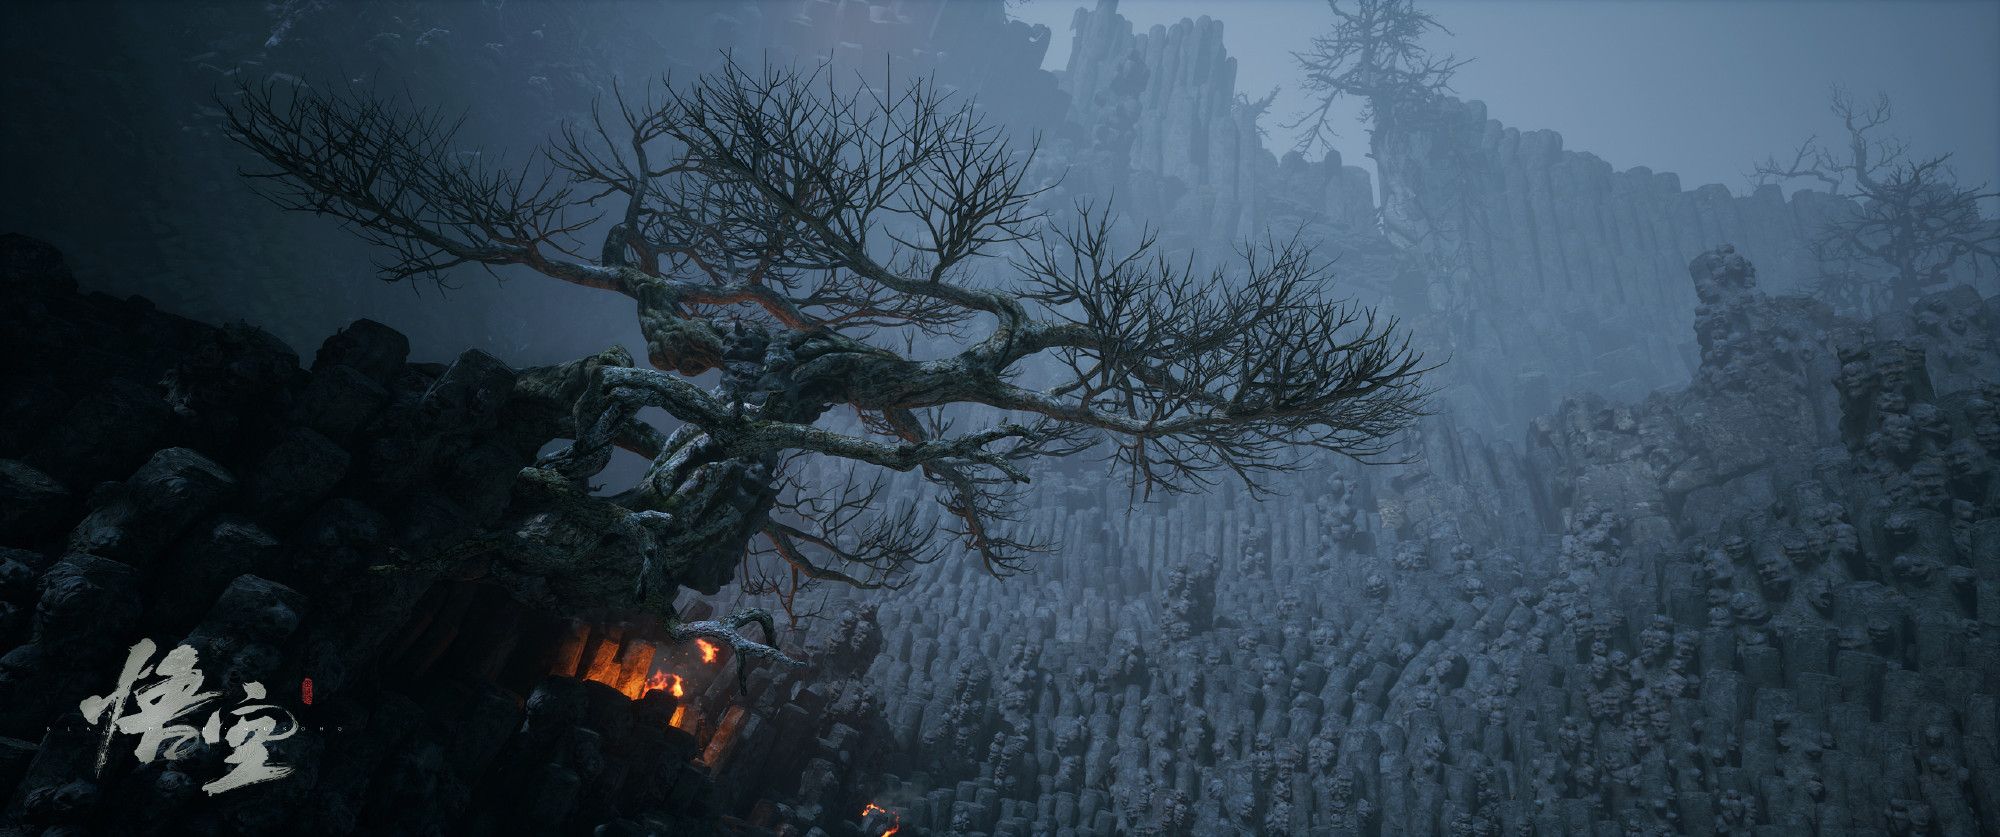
644;671;685;699
642;671;692;729
696;639;719;664
580;637;658;699
860;802;901;836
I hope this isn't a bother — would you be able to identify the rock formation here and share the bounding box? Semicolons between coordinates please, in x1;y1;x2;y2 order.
834;246;1998;836
5;3;1997;835
0;235;897;836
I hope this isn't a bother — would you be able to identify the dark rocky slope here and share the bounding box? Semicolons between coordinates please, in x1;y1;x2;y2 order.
0;230;1994;837
841;246;1999;836
0;234;896;836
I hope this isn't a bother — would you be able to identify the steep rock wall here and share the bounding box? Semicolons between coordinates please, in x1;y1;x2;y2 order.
847;248;2000;836
1374;97;1876;433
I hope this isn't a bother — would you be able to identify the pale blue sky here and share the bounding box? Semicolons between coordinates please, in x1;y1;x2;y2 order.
1011;0;2000;201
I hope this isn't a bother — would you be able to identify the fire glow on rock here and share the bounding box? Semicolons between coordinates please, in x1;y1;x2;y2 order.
581;637;725;734
860;802;901;836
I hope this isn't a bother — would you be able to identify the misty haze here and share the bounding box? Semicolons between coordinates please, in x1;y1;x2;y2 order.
1;1;1996;835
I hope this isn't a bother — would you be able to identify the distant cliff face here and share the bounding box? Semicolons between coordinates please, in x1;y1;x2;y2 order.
1057;2;1380;250
16;0;1981;444
852;247;2000;836
1368;96;1878;435
1049;2;1993;443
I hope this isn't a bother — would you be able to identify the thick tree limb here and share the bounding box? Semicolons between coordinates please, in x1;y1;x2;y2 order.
225;55;1433;603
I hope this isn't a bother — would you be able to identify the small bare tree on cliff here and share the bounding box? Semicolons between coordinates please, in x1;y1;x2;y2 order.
224;60;1430;665
1290;0;1478;292
1755;87;2000;312
1288;0;1469;152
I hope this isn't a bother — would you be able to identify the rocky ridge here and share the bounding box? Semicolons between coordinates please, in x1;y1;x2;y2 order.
0;234;898;836
839;245;1999;836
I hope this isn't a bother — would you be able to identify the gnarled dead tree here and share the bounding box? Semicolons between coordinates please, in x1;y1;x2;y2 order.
1289;0;1469;152
1754;87;2000;311
225;60;1431;665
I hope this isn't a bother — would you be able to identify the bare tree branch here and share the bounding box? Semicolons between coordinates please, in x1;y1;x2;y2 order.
224;55;1434;624
1752;86;2000;309
1287;0;1471;151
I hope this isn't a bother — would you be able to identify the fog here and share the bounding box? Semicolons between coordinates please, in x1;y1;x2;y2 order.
1017;0;2000;206
2;2;1997;834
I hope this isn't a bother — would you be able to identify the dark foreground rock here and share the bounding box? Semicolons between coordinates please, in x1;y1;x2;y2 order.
0;235;895;837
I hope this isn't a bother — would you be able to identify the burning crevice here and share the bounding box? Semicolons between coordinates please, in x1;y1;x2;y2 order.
567;611;738;752
860;802;903;836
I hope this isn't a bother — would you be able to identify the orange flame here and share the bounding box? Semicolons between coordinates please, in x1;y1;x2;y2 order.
696;639;719;663
584;643;655;699
644;671;685;698
644;671;690;728
861;803;901;837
